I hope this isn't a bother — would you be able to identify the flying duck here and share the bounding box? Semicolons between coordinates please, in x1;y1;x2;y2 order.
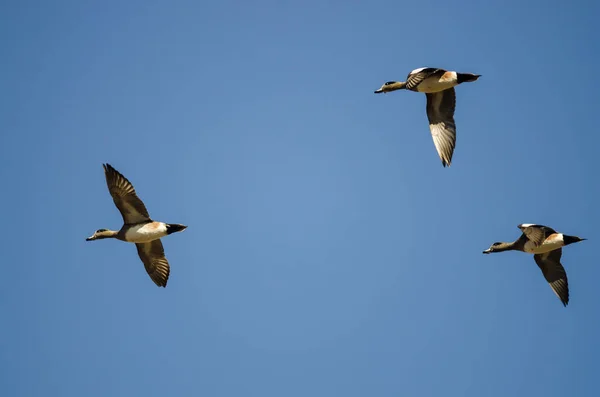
374;67;481;167
482;224;586;306
86;163;187;287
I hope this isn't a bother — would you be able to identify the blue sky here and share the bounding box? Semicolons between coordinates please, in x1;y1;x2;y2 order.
1;0;598;396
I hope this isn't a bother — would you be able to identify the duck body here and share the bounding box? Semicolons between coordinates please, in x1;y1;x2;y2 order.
374;67;481;167
516;224;579;254
116;221;187;243
406;68;459;93
523;233;566;254
121;221;168;243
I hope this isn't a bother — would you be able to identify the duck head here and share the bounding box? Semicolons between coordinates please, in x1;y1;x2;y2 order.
482;242;514;254
86;229;118;241
374;81;407;94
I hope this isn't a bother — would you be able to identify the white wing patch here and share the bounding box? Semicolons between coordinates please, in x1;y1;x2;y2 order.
409;67;427;75
518;223;535;228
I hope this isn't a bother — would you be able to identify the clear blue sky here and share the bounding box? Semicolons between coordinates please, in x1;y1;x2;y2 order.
1;0;598;396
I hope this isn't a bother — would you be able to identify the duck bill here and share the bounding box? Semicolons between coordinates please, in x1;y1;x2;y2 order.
482;248;492;254
86;235;96;241
374;88;386;94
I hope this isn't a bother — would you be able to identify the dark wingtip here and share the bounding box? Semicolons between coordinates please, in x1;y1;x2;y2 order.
153;277;168;288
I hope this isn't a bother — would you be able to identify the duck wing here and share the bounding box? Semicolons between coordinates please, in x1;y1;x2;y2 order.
533;249;569;306
103;163;151;224
518;224;558;247
426;88;456;167
405;68;443;91
136;240;170;287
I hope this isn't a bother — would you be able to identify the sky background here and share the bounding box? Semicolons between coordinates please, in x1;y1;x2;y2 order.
1;0;598;396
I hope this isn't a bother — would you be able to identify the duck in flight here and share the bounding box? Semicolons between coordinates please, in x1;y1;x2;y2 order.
374;67;481;167
482;224;586;306
86;164;187;287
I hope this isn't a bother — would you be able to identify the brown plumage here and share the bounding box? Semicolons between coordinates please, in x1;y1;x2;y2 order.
426;88;456;167
103;163;151;224
533;249;569;306
136;240;171;288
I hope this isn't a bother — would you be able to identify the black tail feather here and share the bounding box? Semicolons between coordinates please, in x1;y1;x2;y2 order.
166;224;188;234
563;235;585;246
457;73;481;84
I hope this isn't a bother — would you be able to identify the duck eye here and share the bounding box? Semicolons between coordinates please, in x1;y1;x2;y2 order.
97;229;107;233
493;242;502;246
384;81;395;85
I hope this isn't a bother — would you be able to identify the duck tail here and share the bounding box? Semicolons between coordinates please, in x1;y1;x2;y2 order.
166;223;188;234
457;73;481;84
563;235;586;246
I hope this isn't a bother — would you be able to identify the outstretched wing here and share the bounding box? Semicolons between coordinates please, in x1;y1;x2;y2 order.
426;88;457;167
533;249;569;306
136;240;170;287
103;163;151;224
